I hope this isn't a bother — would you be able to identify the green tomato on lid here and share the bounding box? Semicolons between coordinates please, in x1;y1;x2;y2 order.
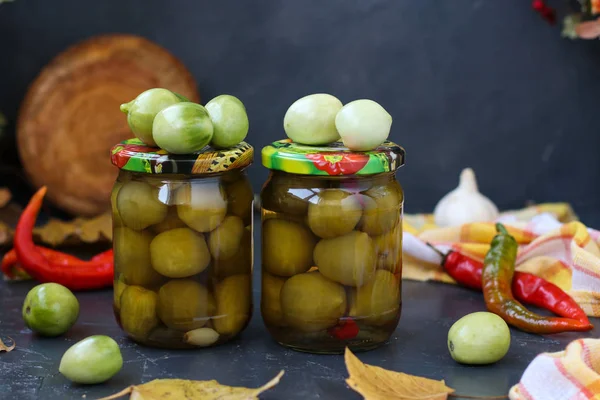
335;99;392;151
205;95;249;149
283;93;343;145
120;88;184;147
152;102;214;154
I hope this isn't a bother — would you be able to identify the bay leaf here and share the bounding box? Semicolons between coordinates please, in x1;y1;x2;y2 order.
345;348;454;400
98;370;284;400
0;188;11;208
32;212;112;246
0;337;15;352
0;211;112;247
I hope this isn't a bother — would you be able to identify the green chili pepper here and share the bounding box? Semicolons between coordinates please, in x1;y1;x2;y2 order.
482;223;593;334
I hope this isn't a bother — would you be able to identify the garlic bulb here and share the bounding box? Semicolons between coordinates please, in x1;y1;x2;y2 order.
433;168;499;227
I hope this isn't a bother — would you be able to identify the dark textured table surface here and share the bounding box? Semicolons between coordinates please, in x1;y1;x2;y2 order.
1;223;599;400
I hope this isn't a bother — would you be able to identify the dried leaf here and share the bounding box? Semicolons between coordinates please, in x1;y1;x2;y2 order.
0;337;15;352
0;188;11;208
345;348;454;400
32;212;112;247
0;221;11;245
0;211;112;247
98;370;284;400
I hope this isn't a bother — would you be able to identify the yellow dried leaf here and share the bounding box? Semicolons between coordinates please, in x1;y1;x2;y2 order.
0;188;11;208
0;337;15;352
0;221;11;245
32;212;113;247
0;210;112;247
98;370;284;400
345;348;454;400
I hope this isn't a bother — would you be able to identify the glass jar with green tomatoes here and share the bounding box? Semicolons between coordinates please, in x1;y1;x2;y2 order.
260;139;406;354
110;138;254;349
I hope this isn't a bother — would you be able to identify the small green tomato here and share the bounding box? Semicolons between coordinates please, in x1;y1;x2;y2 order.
120;88;183;146
283;93;343;145
335;99;392;151
59;335;123;384
152;102;214;154
447;311;511;365
22;283;79;337
205;94;249;149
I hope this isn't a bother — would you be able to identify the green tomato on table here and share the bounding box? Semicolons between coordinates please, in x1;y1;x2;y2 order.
448;311;511;365
22;283;79;337
59;335;123;384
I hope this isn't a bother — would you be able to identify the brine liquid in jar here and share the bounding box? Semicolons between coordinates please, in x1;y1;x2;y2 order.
110;139;254;349
260;139;405;354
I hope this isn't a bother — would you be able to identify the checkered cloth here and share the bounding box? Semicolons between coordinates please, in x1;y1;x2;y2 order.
508;338;600;400
403;203;600;399
402;202;600;318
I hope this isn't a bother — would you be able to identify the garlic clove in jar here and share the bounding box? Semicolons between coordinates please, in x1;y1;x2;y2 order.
433;168;499;227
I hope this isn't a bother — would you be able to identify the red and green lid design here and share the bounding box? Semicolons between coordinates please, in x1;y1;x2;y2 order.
261;139;405;176
111;138;254;175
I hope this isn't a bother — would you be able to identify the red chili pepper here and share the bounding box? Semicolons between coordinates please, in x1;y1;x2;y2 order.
427;243;591;326
2;247;81;278
1;250;19;278
14;187;113;291
328;318;360;340
512;272;590;325
2;247;113;279
306;153;369;175
91;249;114;262
482;224;591;334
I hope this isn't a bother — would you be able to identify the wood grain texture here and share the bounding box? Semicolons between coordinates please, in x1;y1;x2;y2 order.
17;34;200;216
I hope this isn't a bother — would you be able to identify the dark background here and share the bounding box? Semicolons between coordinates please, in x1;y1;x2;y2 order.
1;0;599;219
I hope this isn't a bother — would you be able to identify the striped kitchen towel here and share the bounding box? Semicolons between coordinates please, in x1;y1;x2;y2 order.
509;338;600;399
402;203;600;317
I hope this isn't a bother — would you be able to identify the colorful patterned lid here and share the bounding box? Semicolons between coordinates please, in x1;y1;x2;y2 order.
111;138;254;174
261;139;405;176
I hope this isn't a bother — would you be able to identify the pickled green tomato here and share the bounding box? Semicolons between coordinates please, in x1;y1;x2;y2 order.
280;271;346;332
349;270;400;326
175;181;228;232
120;88;183;146
205;95;249;149
157;279;215;331
283;94;343;145
117;181;167;230
263;219;316;276
120;286;159;339
150;228;211;278
213;274;252;335
153;102;214;154
113;227;164;287
335;99;392;151
313;231;376;287
307;189;363;238
208;215;245;260
59;335;123;384
447;312;511;365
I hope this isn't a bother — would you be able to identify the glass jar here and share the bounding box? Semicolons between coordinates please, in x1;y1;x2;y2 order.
110;138;254;349
260;139;405;354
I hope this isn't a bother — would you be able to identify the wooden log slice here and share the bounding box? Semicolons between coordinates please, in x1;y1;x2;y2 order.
17;34;200;217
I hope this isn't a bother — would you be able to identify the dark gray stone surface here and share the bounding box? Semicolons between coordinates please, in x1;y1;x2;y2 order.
1;0;600;216
0;220;597;400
